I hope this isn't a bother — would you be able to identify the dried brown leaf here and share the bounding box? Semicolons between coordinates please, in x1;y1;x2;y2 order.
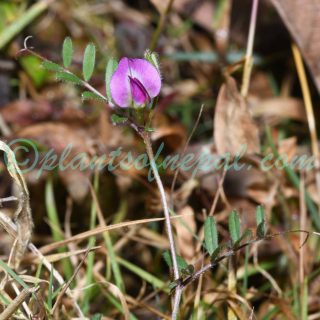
174;206;196;262
270;0;320;93
149;0;171;14
214;77;260;155
251;97;306;123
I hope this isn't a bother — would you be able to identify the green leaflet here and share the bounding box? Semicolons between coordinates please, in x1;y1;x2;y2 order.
83;43;96;81
56;71;82;85
228;210;241;244
204;216;218;256
62;37;73;68
41;60;63;72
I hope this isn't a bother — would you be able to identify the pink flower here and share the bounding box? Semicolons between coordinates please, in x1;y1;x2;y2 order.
110;57;161;108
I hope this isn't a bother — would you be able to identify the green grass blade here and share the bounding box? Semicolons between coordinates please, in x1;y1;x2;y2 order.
0;259;29;289
116;256;167;292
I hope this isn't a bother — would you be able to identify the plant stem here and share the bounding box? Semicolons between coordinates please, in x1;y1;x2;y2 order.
140;131;182;319
241;0;259;97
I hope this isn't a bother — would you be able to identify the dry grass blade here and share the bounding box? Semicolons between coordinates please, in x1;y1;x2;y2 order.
30;246;100;263
39;213;192;254
0;140;33;268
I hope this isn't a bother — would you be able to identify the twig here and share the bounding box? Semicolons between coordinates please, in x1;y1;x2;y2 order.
0;196;18;205
10;282;33;318
0;286;38;320
241;0;259;97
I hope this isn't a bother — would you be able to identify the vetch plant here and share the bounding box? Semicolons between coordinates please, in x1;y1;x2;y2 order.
16;36;316;320
21;37;182;319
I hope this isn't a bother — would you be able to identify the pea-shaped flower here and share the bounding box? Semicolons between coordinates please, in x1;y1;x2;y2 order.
110;57;161;108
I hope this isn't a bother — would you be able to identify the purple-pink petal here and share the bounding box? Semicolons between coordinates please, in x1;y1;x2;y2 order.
129;77;150;105
127;58;161;99
110;58;131;108
110;57;161;108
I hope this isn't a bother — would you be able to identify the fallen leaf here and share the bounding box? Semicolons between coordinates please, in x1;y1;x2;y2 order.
174;206;196;262
270;0;320;93
214;77;260;155
15;123;95;201
250;97;306;124
1;99;52;127
149;0;171;14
